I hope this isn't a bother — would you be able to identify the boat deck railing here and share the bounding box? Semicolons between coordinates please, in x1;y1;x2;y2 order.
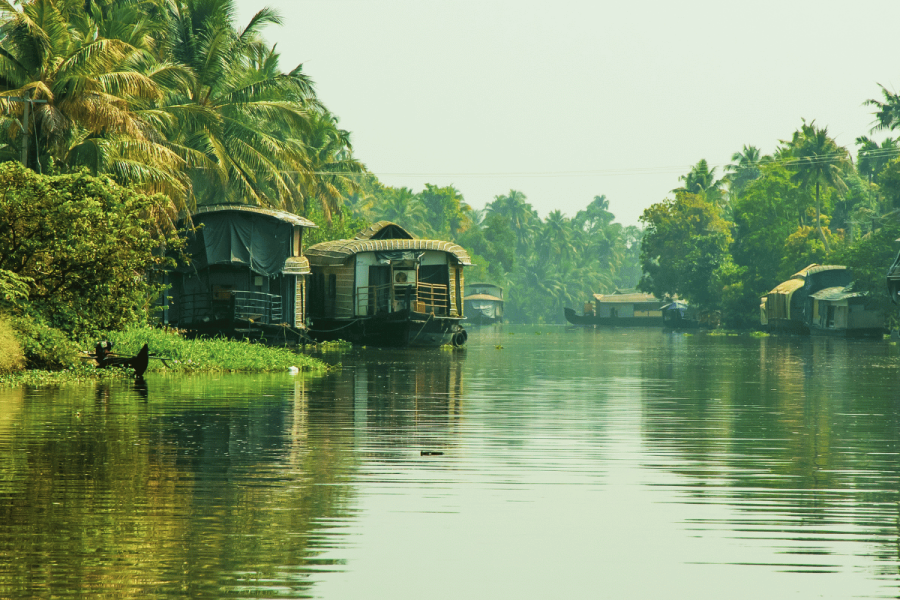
355;283;450;316
178;291;283;325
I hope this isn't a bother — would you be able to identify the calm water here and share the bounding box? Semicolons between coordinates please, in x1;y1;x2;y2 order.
3;326;900;599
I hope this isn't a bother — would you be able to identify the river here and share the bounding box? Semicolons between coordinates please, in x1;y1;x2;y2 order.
2;325;900;599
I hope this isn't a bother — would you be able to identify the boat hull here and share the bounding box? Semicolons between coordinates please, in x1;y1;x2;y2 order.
310;310;468;347
564;307;663;327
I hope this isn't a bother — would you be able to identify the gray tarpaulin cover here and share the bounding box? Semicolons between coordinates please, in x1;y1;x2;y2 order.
179;212;291;277
375;251;424;264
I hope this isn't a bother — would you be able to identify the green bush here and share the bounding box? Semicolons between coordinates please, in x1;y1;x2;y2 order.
0;316;24;374
7;314;80;370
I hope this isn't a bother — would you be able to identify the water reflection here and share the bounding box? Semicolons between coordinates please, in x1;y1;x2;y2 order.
4;330;900;598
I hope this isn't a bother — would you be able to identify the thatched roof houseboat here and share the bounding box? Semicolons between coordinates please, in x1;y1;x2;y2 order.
565;290;665;326
305;222;471;347
166;204;316;344
464;283;504;325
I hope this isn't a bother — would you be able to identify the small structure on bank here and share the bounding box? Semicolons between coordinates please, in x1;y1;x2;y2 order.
464;283;504;325
304;221;471;347
166;204;317;344
761;264;882;336
564;290;665;326
661;300;700;330
887;245;900;307
807;285;884;337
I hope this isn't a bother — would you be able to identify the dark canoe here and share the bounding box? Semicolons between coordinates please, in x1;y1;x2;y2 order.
564;307;598;326
96;343;150;377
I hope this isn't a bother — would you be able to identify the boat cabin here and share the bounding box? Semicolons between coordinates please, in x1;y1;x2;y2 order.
464;283;504;324
808;285;884;338
592;291;665;325
166;204;317;343
762;264;853;334
304;222;472;346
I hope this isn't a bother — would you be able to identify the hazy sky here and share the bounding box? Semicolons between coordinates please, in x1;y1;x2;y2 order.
235;0;900;228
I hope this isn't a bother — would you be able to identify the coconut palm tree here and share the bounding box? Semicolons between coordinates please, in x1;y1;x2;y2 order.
787;121;849;253
0;0;188;199
156;0;320;211
486;190;537;254
726;145;768;198
377;186;427;234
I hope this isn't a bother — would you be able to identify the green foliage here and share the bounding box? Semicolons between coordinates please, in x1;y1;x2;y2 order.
0;315;24;374
304;206;369;247
101;327;330;373
786;121;850;253
6;314;80;371
877;157;900;210
0;269;30;309
780;226;830;279
0;163;184;338
418;184;473;238
830;218;900;328
639;192;733;310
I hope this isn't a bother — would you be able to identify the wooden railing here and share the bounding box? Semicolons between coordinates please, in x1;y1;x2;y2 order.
356;283;393;315
416;282;449;315
354;283;450;316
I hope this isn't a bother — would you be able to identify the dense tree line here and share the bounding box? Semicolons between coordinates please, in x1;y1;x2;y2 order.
346;182;642;323
639;113;900;328
0;0;363;219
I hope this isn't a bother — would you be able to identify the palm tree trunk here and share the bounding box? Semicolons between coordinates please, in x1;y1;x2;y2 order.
815;182;830;253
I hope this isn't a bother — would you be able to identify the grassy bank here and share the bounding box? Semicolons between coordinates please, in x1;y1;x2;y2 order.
0;326;335;388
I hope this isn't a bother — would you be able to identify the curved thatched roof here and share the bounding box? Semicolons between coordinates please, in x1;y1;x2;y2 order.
354;221;415;240
768;278;805;295
306;238;472;266
193;204;317;228
464;293;503;302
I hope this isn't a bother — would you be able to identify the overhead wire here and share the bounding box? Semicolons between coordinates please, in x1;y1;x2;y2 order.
265;145;900;180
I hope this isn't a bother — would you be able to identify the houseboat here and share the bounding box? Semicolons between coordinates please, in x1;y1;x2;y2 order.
166;204;316;344
304;221;471;347
464;283;504;325
564;290;665;327
807;286;884;338
761;265;852;334
661;300;700;329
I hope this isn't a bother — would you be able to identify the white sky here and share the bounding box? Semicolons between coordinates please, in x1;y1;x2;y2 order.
235;0;900;228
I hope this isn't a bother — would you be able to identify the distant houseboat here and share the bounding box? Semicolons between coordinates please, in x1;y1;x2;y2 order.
305;221;471;347
761;265;852;334
661;301;700;330
166;204;317;344
565;291;665;327
807;286;884;338
464;283;504;325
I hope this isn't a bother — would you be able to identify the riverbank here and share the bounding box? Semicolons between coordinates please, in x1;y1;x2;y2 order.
0;326;338;388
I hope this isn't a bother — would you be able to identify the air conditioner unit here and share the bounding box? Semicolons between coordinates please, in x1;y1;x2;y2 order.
394;269;416;285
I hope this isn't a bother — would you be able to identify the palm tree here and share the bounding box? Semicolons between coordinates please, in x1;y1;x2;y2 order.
787;121;849;253
157;0;320;211
726;145;768;197
673;159;724;206
0;0;187;199
487;190;537;254
855;135;898;183
377;186;427;234
293;110;365;220
865;84;900;134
